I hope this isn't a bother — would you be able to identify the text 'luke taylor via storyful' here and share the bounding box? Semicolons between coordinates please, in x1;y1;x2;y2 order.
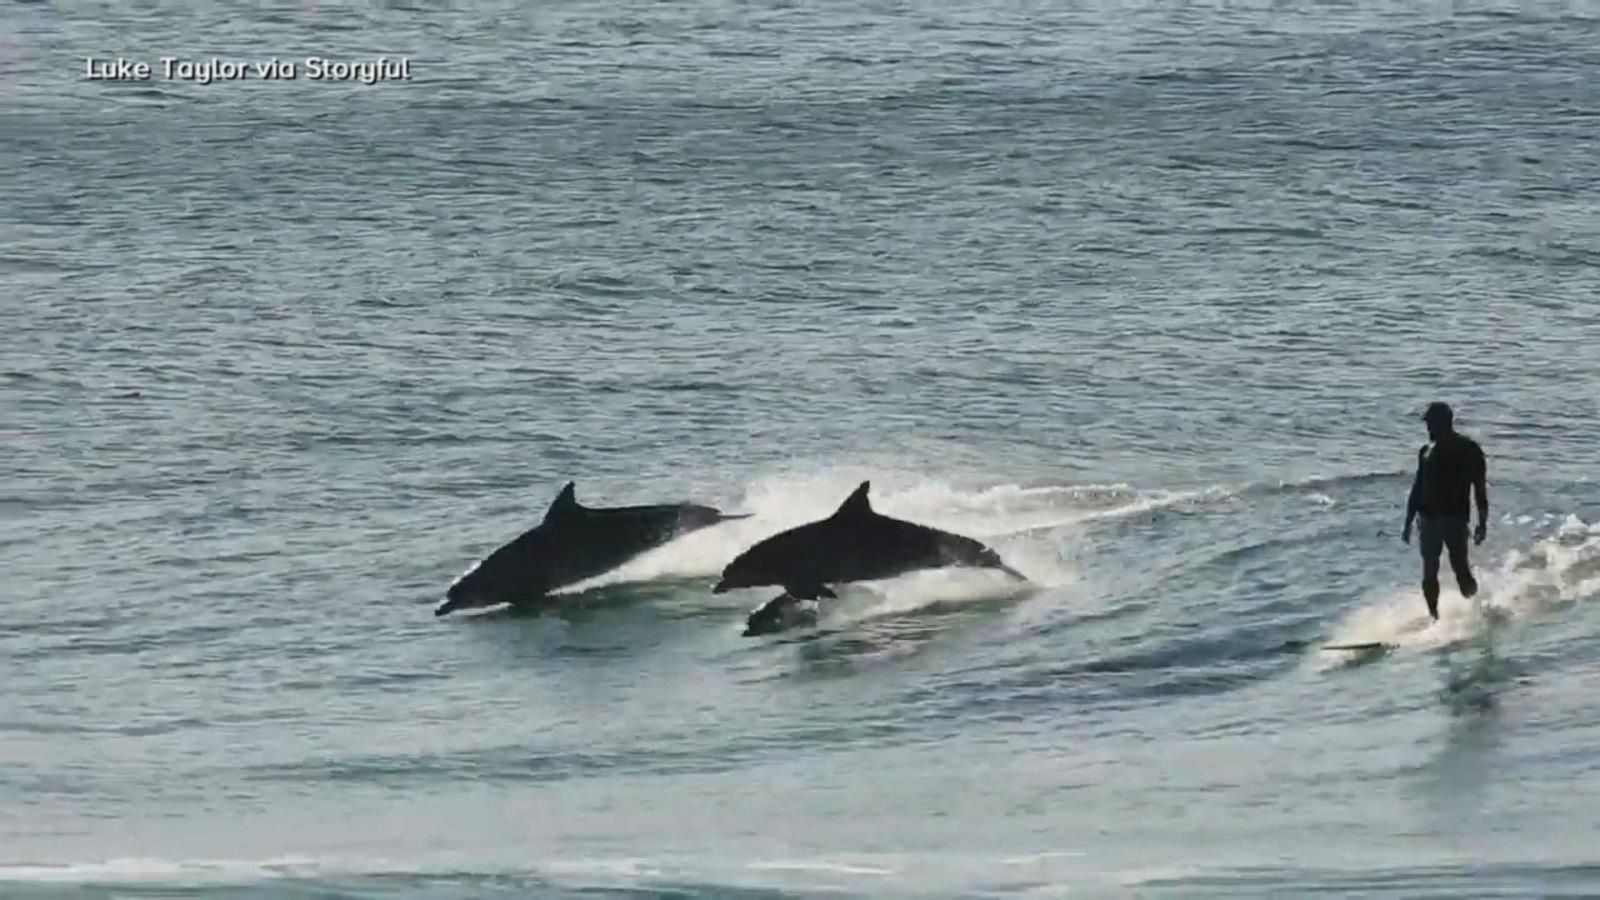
85;56;412;85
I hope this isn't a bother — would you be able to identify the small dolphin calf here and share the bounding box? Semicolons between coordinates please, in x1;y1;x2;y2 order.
437;481;750;617
713;481;1026;635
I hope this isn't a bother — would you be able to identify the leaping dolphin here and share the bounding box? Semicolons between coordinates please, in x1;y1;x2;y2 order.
712;480;1027;635
437;481;751;617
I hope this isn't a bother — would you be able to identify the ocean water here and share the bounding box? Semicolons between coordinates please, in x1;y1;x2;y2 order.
5;0;1600;895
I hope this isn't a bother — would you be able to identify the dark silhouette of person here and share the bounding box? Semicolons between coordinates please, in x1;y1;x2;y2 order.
1401;401;1489;620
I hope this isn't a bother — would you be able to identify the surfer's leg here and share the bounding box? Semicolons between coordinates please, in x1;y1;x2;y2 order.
1418;516;1443;620
1421;563;1441;620
1444;516;1477;598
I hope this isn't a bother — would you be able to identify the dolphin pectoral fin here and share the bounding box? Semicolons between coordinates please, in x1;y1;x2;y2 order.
743;592;819;636
819;584;838;599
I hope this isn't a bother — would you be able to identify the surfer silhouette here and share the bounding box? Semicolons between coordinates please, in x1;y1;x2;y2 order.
1401;401;1489;621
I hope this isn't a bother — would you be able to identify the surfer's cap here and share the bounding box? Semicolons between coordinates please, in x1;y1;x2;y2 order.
1422;401;1454;423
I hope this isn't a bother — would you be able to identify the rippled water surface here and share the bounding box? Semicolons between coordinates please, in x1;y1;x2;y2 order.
5;1;1600;896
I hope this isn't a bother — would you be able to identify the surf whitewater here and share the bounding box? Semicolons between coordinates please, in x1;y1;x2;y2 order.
436;468;1600;657
8;460;1600;896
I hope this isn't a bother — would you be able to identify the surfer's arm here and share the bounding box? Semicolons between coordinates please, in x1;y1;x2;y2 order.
1473;445;1489;527
1403;445;1426;527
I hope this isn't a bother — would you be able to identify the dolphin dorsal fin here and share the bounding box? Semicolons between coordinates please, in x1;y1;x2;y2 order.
832;481;873;518
544;481;580;521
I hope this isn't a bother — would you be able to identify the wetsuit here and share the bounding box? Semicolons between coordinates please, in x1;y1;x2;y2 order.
1407;431;1487;617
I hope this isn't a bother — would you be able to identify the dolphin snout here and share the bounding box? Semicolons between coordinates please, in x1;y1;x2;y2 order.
681;506;753;532
712;579;731;594
437;574;487;616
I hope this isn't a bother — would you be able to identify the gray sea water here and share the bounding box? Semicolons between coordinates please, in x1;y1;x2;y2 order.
6;1;1600;896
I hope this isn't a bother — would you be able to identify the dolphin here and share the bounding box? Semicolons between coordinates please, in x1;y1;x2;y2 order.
712;480;1027;635
437;481;751;617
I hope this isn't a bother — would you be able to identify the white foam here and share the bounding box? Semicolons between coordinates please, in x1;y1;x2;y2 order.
540;857;662;879
0;855;325;884
815;568;1044;630
746;858;899;876
557;470;1099;598
1003;850;1090;865
1315;515;1600;667
0;852;894;891
0;854;676;892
